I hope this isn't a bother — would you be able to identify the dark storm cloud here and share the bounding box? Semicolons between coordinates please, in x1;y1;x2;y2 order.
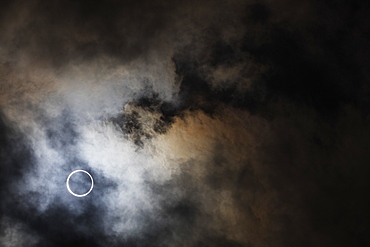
0;112;34;209
1;0;369;246
257;108;370;246
0;113;38;246
0;0;176;67
170;0;369;118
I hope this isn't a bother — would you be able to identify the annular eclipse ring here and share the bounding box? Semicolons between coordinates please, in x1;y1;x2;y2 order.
66;170;94;197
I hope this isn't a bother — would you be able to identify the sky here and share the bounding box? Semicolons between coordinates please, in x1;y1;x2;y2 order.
0;0;369;246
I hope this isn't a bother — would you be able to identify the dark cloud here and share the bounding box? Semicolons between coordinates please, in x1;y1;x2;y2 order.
0;0;176;67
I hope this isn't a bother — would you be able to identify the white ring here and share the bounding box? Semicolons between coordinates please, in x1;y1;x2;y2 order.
66;170;94;197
